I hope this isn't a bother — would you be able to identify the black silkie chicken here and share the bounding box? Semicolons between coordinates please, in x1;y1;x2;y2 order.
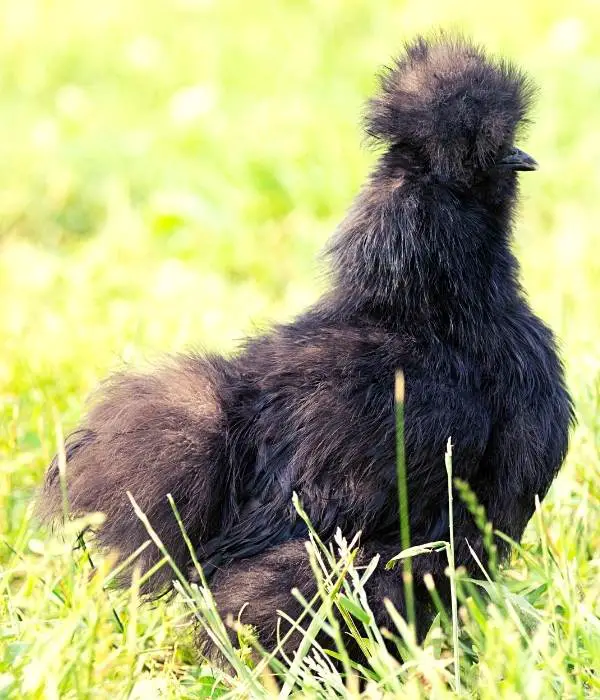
40;35;574;650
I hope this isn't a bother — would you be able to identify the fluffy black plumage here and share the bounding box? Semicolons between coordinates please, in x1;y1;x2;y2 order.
39;34;574;653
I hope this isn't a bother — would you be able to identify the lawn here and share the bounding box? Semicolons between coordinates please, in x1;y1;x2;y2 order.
1;0;599;697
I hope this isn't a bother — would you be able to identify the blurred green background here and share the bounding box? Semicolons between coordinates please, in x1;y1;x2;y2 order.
1;2;599;695
1;0;599;546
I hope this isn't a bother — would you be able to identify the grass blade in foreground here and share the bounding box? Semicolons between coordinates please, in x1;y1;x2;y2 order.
395;370;416;632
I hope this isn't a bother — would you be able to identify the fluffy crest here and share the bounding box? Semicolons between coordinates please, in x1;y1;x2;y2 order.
365;34;536;181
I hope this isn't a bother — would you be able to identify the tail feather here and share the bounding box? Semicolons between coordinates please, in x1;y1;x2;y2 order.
38;353;232;590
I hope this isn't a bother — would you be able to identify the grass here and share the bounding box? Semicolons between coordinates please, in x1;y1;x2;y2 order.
1;0;599;696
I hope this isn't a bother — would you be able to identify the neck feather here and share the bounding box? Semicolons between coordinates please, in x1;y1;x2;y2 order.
322;160;522;341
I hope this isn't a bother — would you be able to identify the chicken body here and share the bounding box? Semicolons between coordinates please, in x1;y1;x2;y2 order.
40;35;574;650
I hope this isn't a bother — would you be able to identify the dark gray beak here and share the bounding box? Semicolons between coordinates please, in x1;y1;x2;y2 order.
498;147;538;172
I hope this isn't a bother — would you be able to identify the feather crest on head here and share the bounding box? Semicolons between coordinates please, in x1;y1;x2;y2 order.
365;33;537;181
